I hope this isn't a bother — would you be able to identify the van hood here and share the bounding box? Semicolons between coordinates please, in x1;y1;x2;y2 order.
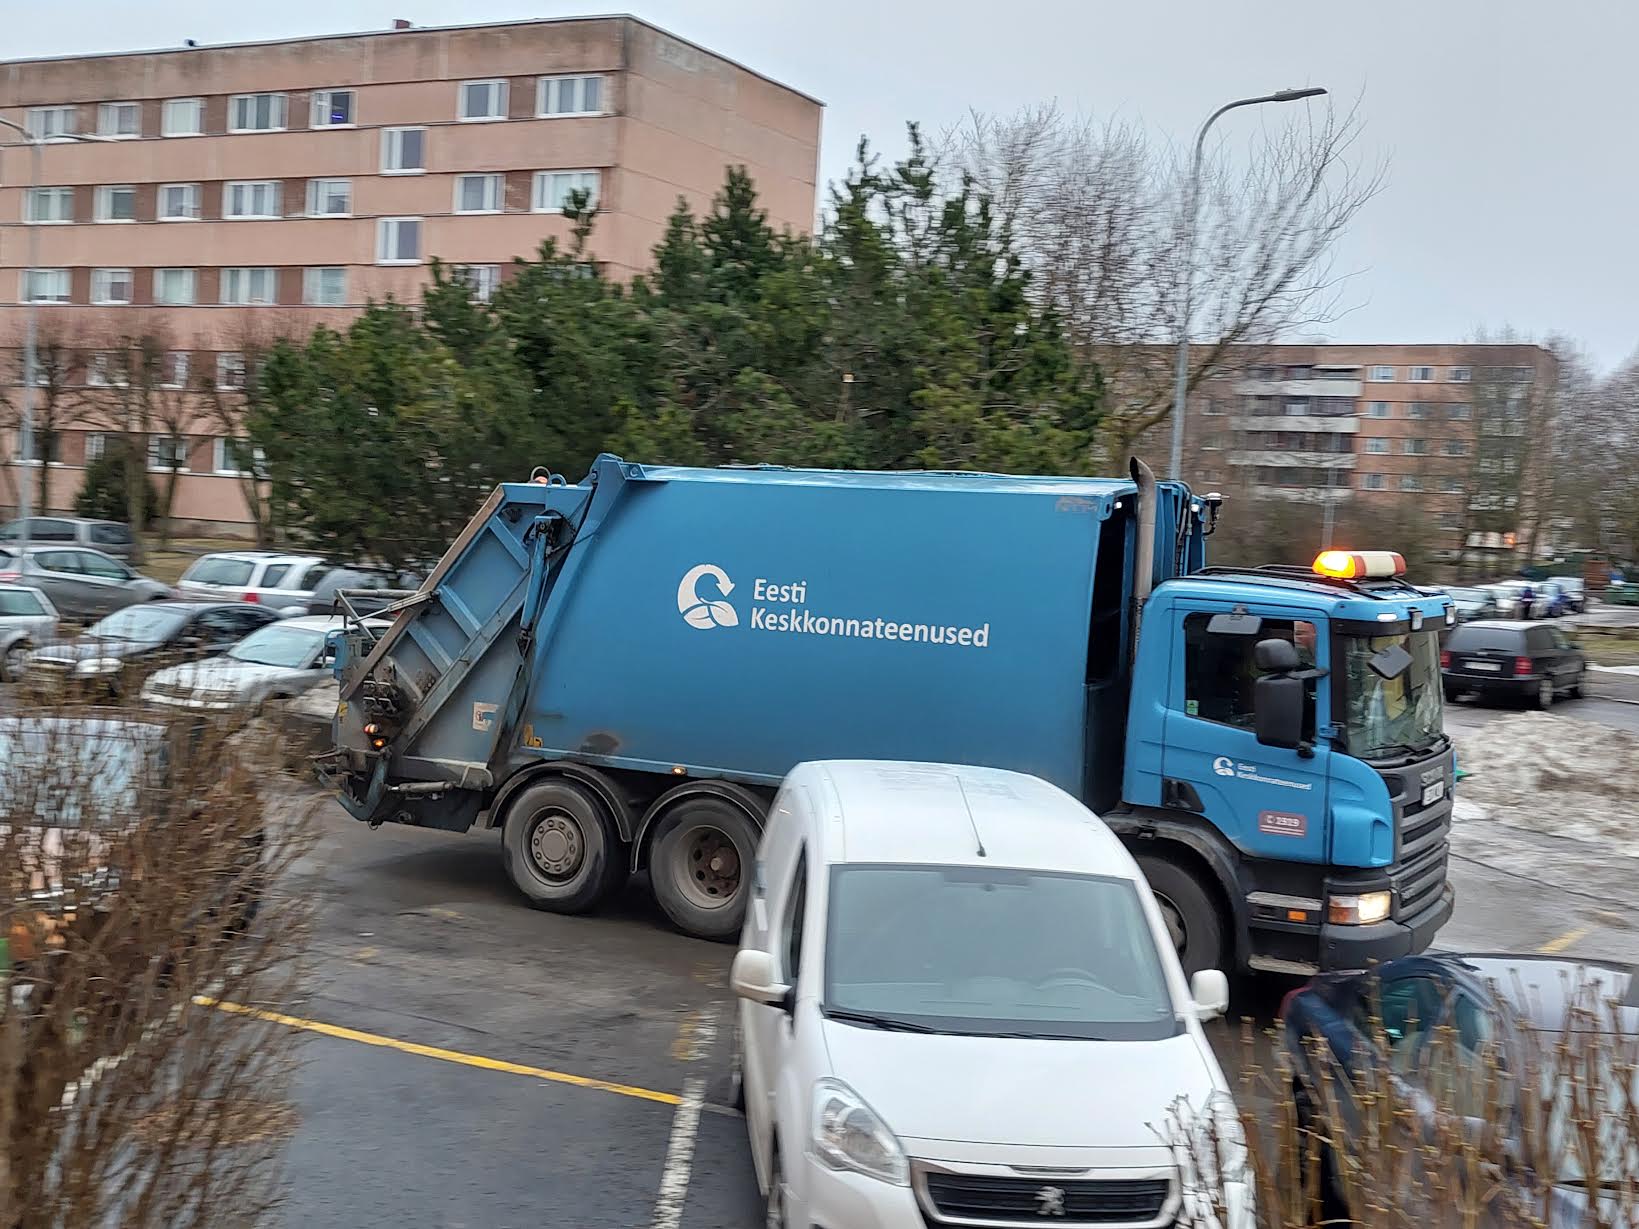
818;1016;1218;1149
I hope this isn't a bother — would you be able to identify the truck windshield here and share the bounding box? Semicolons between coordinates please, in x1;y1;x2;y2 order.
823;865;1179;1041
1341;628;1444;760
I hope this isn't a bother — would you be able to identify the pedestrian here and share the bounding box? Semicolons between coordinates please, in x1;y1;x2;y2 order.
1517;582;1535;619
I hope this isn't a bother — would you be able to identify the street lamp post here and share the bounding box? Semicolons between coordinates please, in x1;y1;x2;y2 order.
1166;87;1328;482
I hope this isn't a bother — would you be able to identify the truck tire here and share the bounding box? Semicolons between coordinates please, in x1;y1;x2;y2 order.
501;780;625;914
1135;853;1226;977
649;797;761;941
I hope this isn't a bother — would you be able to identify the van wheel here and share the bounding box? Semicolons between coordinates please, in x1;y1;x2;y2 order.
764;1145;788;1229
501;780;624;914
650;796;761;941
1136;854;1225;977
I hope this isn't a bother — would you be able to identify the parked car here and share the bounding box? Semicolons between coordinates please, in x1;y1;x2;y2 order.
1535;578;1573;618
24;601;279;692
0;584;59;680
176;552;331;612
1436;585;1500;622
0;546;172;621
140;615;345;711
730;760;1234;1229
297;566;422;617
0;516;135;561
1555;576;1587;612
1282;952;1636;1227
1441;619;1585;708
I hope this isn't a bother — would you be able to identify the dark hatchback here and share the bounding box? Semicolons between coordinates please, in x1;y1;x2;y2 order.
25;601;280;693
1440;619;1585;709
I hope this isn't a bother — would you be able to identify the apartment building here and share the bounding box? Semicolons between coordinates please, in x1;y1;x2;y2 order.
0;16;822;530
1181;343;1559;556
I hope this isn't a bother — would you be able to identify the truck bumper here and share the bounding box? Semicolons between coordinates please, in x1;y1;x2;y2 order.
1320;883;1454;972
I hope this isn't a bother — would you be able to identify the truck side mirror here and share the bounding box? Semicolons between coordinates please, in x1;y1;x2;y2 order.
1254;637;1301;673
1253;674;1305;749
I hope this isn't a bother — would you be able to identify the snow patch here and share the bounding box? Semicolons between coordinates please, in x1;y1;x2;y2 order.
1590;664;1639;676
1452;713;1639;852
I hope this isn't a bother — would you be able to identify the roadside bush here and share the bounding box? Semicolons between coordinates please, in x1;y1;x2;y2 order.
74;439;158;526
0;691;315;1228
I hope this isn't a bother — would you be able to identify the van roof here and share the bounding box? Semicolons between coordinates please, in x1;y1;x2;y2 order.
795;760;1135;877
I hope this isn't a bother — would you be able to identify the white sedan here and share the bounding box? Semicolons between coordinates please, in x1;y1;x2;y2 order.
731;760;1242;1229
140;615;342;710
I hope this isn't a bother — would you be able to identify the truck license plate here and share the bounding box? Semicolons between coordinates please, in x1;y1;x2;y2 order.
1422;779;1447;805
1466;660;1501;672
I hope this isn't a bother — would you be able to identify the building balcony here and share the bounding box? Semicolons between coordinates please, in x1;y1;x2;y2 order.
1249;484;1354;504
1232;379;1363;398
1226;415;1359;433
1228;451;1357;469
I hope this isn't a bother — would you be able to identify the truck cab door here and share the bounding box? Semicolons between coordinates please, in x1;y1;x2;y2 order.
1161;609;1332;865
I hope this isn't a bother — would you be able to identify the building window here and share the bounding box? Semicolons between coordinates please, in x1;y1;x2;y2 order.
1443;439;1469;456
1366;401;1391;418
311;89;355;128
303;267;347;306
17;425;58;464
376;217;422;264
1447;402;1472;420
229;93;287;132
1364;437;1389;454
1441;477;1462;494
97;101;141;138
221;267;277;305
532;170;601;213
91;268;134;305
537;74;603;116
458;79;509;121
305;178;353;217
213;437;265;476
149;436;190;471
1400;474;1423;492
1367;365;1395;382
24;186;73;223
454;265;501;301
1407;402;1433;419
23;269;72;304
162;97;204;136
87;352;128;387
1448;365;1471;382
1408;365;1434;382
216;353;247;391
382;127;426;174
161;352;191;389
84;432;111;463
25;106;76;140
159;182;202;220
95;185;136;222
1357;472;1385;490
154;267;197;306
225;180;281;219
1403;437;1428;455
454;173;504;214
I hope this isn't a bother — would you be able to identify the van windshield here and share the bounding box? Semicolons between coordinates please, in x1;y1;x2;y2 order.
823;865;1179;1040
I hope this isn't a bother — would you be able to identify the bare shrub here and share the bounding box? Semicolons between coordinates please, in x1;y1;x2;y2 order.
0;691;316;1228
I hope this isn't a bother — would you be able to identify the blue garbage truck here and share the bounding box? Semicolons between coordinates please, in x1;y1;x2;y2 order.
319;454;1456;975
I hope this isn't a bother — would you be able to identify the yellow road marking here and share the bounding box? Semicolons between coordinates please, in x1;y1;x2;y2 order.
1538;926;1590;955
195;995;681;1107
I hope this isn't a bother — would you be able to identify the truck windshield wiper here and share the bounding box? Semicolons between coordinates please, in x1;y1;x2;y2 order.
823;1007;940;1034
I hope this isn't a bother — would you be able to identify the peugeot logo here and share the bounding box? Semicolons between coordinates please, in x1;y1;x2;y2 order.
1035;1185;1067;1217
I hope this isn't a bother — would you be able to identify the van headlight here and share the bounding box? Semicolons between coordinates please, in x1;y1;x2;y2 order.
811;1078;908;1185
75;657;122;676
1327;890;1392;925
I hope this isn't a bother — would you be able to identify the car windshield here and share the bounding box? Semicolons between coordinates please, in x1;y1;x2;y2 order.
0;589;46;616
1342;627;1445;759
186;558;256;587
823;864;1179;1040
0;718;164;827
228;625;325;668
89;605;188;642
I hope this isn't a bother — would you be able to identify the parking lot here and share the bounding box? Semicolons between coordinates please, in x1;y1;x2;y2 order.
267;682;1639;1229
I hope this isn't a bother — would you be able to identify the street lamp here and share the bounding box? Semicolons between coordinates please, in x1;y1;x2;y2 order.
0;121;116;555
1166;86;1328;482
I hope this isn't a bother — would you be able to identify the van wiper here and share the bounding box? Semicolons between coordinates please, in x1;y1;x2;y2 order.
823;1007;939;1034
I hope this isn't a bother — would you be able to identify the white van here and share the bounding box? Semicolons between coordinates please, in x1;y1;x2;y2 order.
730;760;1244;1229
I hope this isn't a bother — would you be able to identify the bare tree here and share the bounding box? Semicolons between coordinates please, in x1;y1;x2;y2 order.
196;318;290;548
943;99;1384;464
0;317;93;517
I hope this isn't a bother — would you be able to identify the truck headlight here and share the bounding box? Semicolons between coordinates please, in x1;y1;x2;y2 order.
811;1078;908;1185
1327;890;1392;925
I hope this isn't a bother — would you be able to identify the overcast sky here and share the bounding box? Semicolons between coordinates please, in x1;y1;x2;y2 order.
10;1;1635;370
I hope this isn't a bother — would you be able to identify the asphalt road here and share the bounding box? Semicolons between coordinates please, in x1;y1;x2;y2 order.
237;689;1638;1226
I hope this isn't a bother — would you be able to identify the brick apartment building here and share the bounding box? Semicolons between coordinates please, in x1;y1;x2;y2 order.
0;16;822;530
1176;343;1559;559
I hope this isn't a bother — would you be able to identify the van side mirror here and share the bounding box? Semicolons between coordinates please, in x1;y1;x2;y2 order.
1190;969;1230;1021
1254;637;1300;673
1254;674;1305;749
730;949;792;1012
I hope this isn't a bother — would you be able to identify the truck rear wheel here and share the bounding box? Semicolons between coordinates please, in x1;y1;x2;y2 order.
1135;853;1225;977
649;797;760;942
501;780;625;914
